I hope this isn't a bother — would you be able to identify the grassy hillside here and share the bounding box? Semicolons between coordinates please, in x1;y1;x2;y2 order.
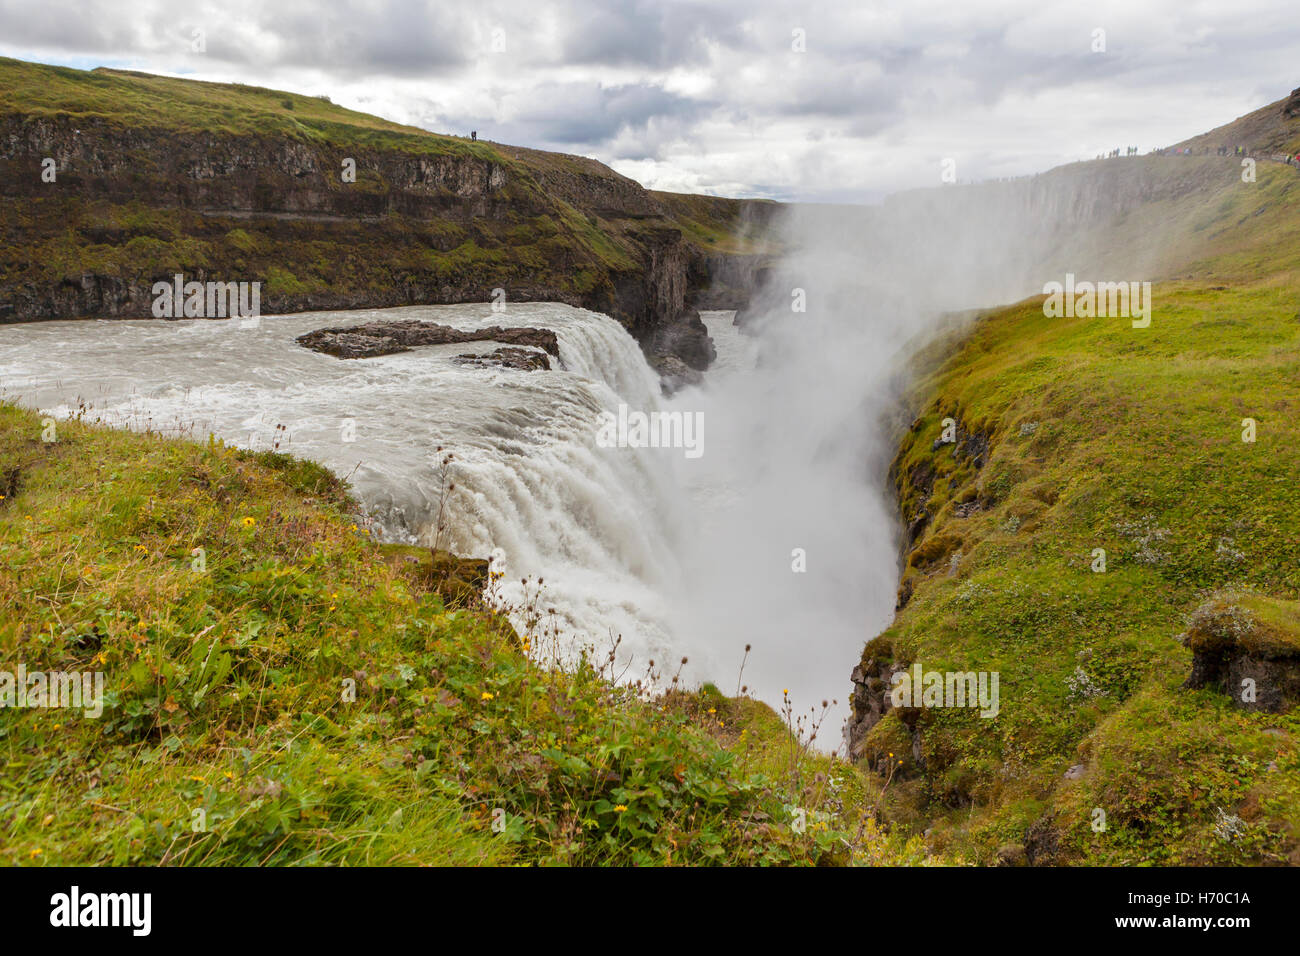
0;60;496;156
1175;85;1300;156
0;402;925;866
860;149;1300;863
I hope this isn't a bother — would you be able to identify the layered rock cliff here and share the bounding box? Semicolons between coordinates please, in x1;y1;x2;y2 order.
0;57;778;381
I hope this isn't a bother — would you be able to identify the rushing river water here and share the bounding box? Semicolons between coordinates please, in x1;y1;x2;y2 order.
0;303;874;742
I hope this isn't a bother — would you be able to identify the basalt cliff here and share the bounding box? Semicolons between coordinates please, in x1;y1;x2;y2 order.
0;57;779;382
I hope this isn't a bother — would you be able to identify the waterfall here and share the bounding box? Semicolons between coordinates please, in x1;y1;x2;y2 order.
0;303;690;674
0;169;1133;745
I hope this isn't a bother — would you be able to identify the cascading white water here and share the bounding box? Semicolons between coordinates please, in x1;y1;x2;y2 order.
0;303;694;673
0;172;1139;749
663;175;1141;743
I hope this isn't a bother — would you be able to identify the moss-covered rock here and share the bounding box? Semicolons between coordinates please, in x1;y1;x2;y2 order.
1183;591;1300;711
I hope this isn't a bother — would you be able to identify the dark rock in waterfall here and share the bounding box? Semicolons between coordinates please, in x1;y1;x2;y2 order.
296;320;560;360
453;346;551;371
653;355;704;395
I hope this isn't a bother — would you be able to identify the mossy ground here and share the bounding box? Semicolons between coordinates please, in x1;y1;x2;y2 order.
0;402;925;866
871;274;1300;865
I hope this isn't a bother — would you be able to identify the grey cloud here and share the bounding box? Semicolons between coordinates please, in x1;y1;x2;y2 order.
434;81;712;158
0;0;1296;202
557;0;752;68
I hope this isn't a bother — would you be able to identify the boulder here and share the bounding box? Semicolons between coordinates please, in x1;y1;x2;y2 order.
1181;591;1300;712
453;346;551;371
653;354;704;394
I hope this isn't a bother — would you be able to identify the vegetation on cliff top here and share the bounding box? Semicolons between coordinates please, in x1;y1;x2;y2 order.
0;401;924;866
0;58;502;157
866;166;1300;863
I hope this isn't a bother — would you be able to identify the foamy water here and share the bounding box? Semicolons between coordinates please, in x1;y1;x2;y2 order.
0;303;702;678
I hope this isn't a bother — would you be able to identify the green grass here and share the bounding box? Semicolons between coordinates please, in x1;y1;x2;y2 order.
865;275;1300;865
649;190;781;258
0;402;928;866
0;57;498;160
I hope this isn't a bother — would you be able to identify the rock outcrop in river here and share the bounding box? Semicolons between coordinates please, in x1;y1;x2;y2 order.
295;319;560;361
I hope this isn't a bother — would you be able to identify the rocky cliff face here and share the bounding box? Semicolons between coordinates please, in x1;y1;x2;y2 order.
0;60;774;382
1;114;517;217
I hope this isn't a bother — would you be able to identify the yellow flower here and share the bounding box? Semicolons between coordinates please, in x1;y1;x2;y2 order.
480;692;494;701
614;805;628;813
707;707;716;715
783;688;789;696
29;848;41;858
241;516;256;527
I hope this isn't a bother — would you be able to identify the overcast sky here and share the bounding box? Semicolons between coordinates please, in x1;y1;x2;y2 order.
2;0;1297;202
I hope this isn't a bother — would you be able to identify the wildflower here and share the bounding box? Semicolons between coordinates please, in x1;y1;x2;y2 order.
614;805;628;813
241;517;255;527
707;707;716;715
480;692;494;701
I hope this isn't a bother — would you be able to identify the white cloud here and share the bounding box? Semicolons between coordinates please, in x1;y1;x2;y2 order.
0;0;1295;202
